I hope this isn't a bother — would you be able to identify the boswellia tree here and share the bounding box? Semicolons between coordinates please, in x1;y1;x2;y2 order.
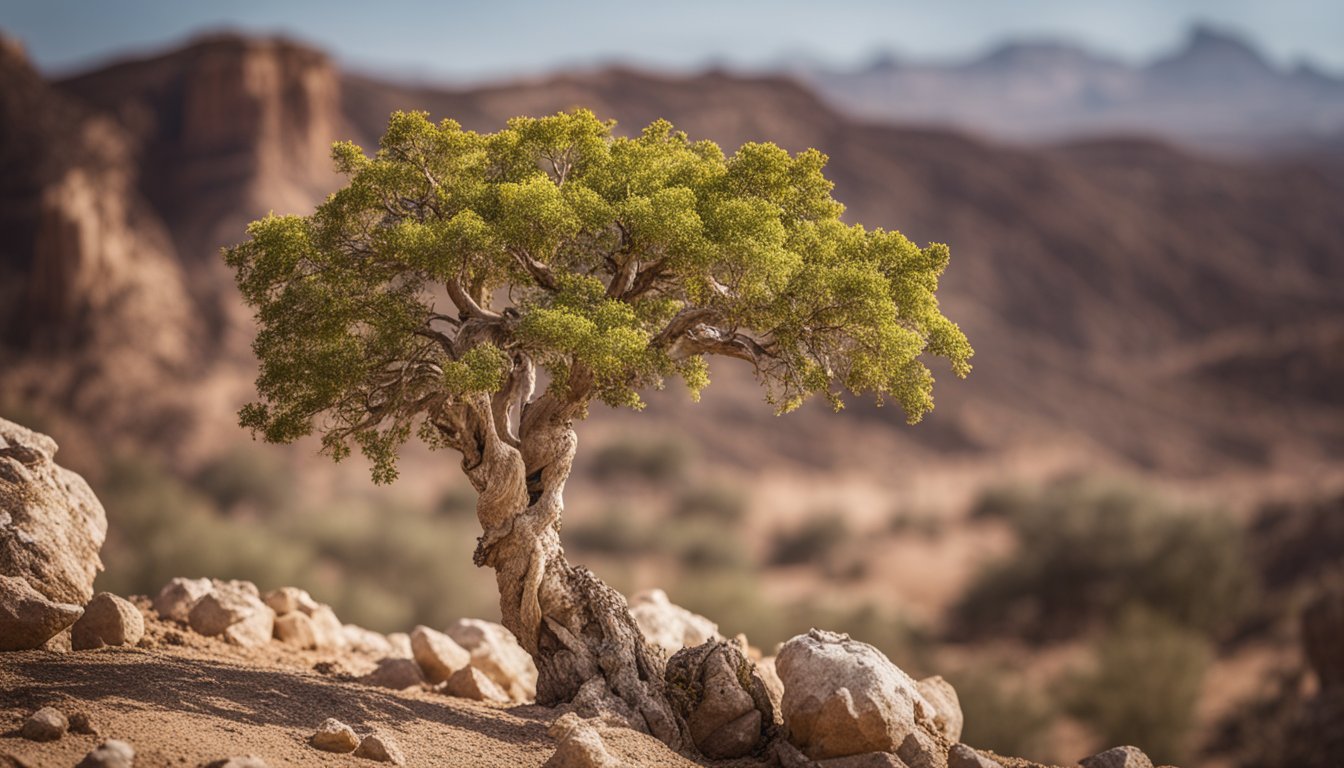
225;109;971;749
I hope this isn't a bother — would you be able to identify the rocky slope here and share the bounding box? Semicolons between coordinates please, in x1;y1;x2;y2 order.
1;31;1341;481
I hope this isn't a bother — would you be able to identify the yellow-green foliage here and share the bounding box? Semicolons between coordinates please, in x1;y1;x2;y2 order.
226;110;971;482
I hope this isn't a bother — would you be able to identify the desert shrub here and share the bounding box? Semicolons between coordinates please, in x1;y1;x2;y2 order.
672;484;747;524
887;509;946;539
589;437;691;486
769;511;851;566
955;476;1254;641
193;446;294;512
95;458;314;597
948;666;1057;761
565;506;654;555
1063;608;1211;765
661;518;750;570
1212;665;1344;768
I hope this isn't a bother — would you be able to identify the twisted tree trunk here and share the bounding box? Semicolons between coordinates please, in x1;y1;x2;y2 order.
433;382;687;750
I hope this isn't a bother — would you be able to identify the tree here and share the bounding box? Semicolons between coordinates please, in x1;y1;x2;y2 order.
225;109;971;749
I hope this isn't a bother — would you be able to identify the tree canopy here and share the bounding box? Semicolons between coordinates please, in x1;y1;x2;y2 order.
225;109;972;482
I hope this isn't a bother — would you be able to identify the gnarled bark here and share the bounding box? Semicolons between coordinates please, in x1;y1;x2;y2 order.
433;387;688;750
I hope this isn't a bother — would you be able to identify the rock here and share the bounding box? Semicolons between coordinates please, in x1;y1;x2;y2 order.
948;744;1004;768
0;573;82;650
1079;746;1154;768
21;705;68;741
410;624;471;684
310;717;359;753
189;582;275;647
818;753;911;768
1303;588;1344;689
152;577;212;622
274;611;318;649
543;713;619;768
629;588;719;657
665;639;773;759
306;605;345;650
757;656;785;716
897;727;949;768
262;586;319;616
445;618;538;701
342;623;391;655
776;628;939;760
442;665;511;703
917;676;963;743
0;418;107;606
362;658;426;690
76;739;135;768
204;758;269;768
72;592;145;650
354;731;406;765
386;632;412;658
43;626;73;652
69;711;100;736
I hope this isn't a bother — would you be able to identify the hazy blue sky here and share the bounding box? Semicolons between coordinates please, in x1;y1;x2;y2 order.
2;0;1341;80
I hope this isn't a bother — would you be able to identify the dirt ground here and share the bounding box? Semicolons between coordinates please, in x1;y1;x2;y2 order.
0;616;718;768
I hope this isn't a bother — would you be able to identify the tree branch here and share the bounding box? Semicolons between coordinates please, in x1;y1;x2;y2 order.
510;248;558;291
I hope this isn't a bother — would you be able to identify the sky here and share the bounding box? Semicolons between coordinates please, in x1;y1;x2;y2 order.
2;0;1342;81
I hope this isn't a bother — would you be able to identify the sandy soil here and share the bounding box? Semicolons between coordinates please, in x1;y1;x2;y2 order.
0;615;721;768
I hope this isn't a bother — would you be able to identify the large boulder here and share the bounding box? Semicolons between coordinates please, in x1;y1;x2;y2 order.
629;588;719;657
665;638;775;759
1;573;82;650
776;629;946;761
189;580;275;647
72;592;145;650
445;618;538;702
0;418;107;605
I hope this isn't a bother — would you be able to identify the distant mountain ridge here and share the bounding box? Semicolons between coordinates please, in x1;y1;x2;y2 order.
1;31;1342;480
796;24;1344;152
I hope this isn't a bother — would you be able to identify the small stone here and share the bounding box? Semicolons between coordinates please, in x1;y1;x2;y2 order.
917;676;963;743
76;739;135;768
22;706;68;741
72;592;145;650
445;618;537;701
341;622;391;655
262;586;319;616
354;732;406;765
1079;746;1154;768
0;574;83;650
897;727;948;768
544;713;620;768
310;717;359;753
152;577;212;622
818;753;911;768
386;632;412;658
204;757;269;768
69;711;100;736
189;583;274;648
948;744;1004;768
756;656;785;716
307;605;346;650
410;624;471;684
362;658;426;690
442;665;511;702
274;612;318;649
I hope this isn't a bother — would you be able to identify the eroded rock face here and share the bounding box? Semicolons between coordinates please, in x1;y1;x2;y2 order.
72;592;145;650
445;618;538;702
666;639;775;759
0;573;82;650
776;629;943;761
629;588;720;658
0;418;107;606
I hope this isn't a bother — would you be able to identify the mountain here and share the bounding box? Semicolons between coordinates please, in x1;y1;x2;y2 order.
798;24;1344;152
2;31;1341;482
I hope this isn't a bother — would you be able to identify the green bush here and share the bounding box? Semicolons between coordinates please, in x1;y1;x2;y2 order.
955;476;1254;641
769;511;851;566
948;665;1057;761
588;437;691;486
1063;608;1211;765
